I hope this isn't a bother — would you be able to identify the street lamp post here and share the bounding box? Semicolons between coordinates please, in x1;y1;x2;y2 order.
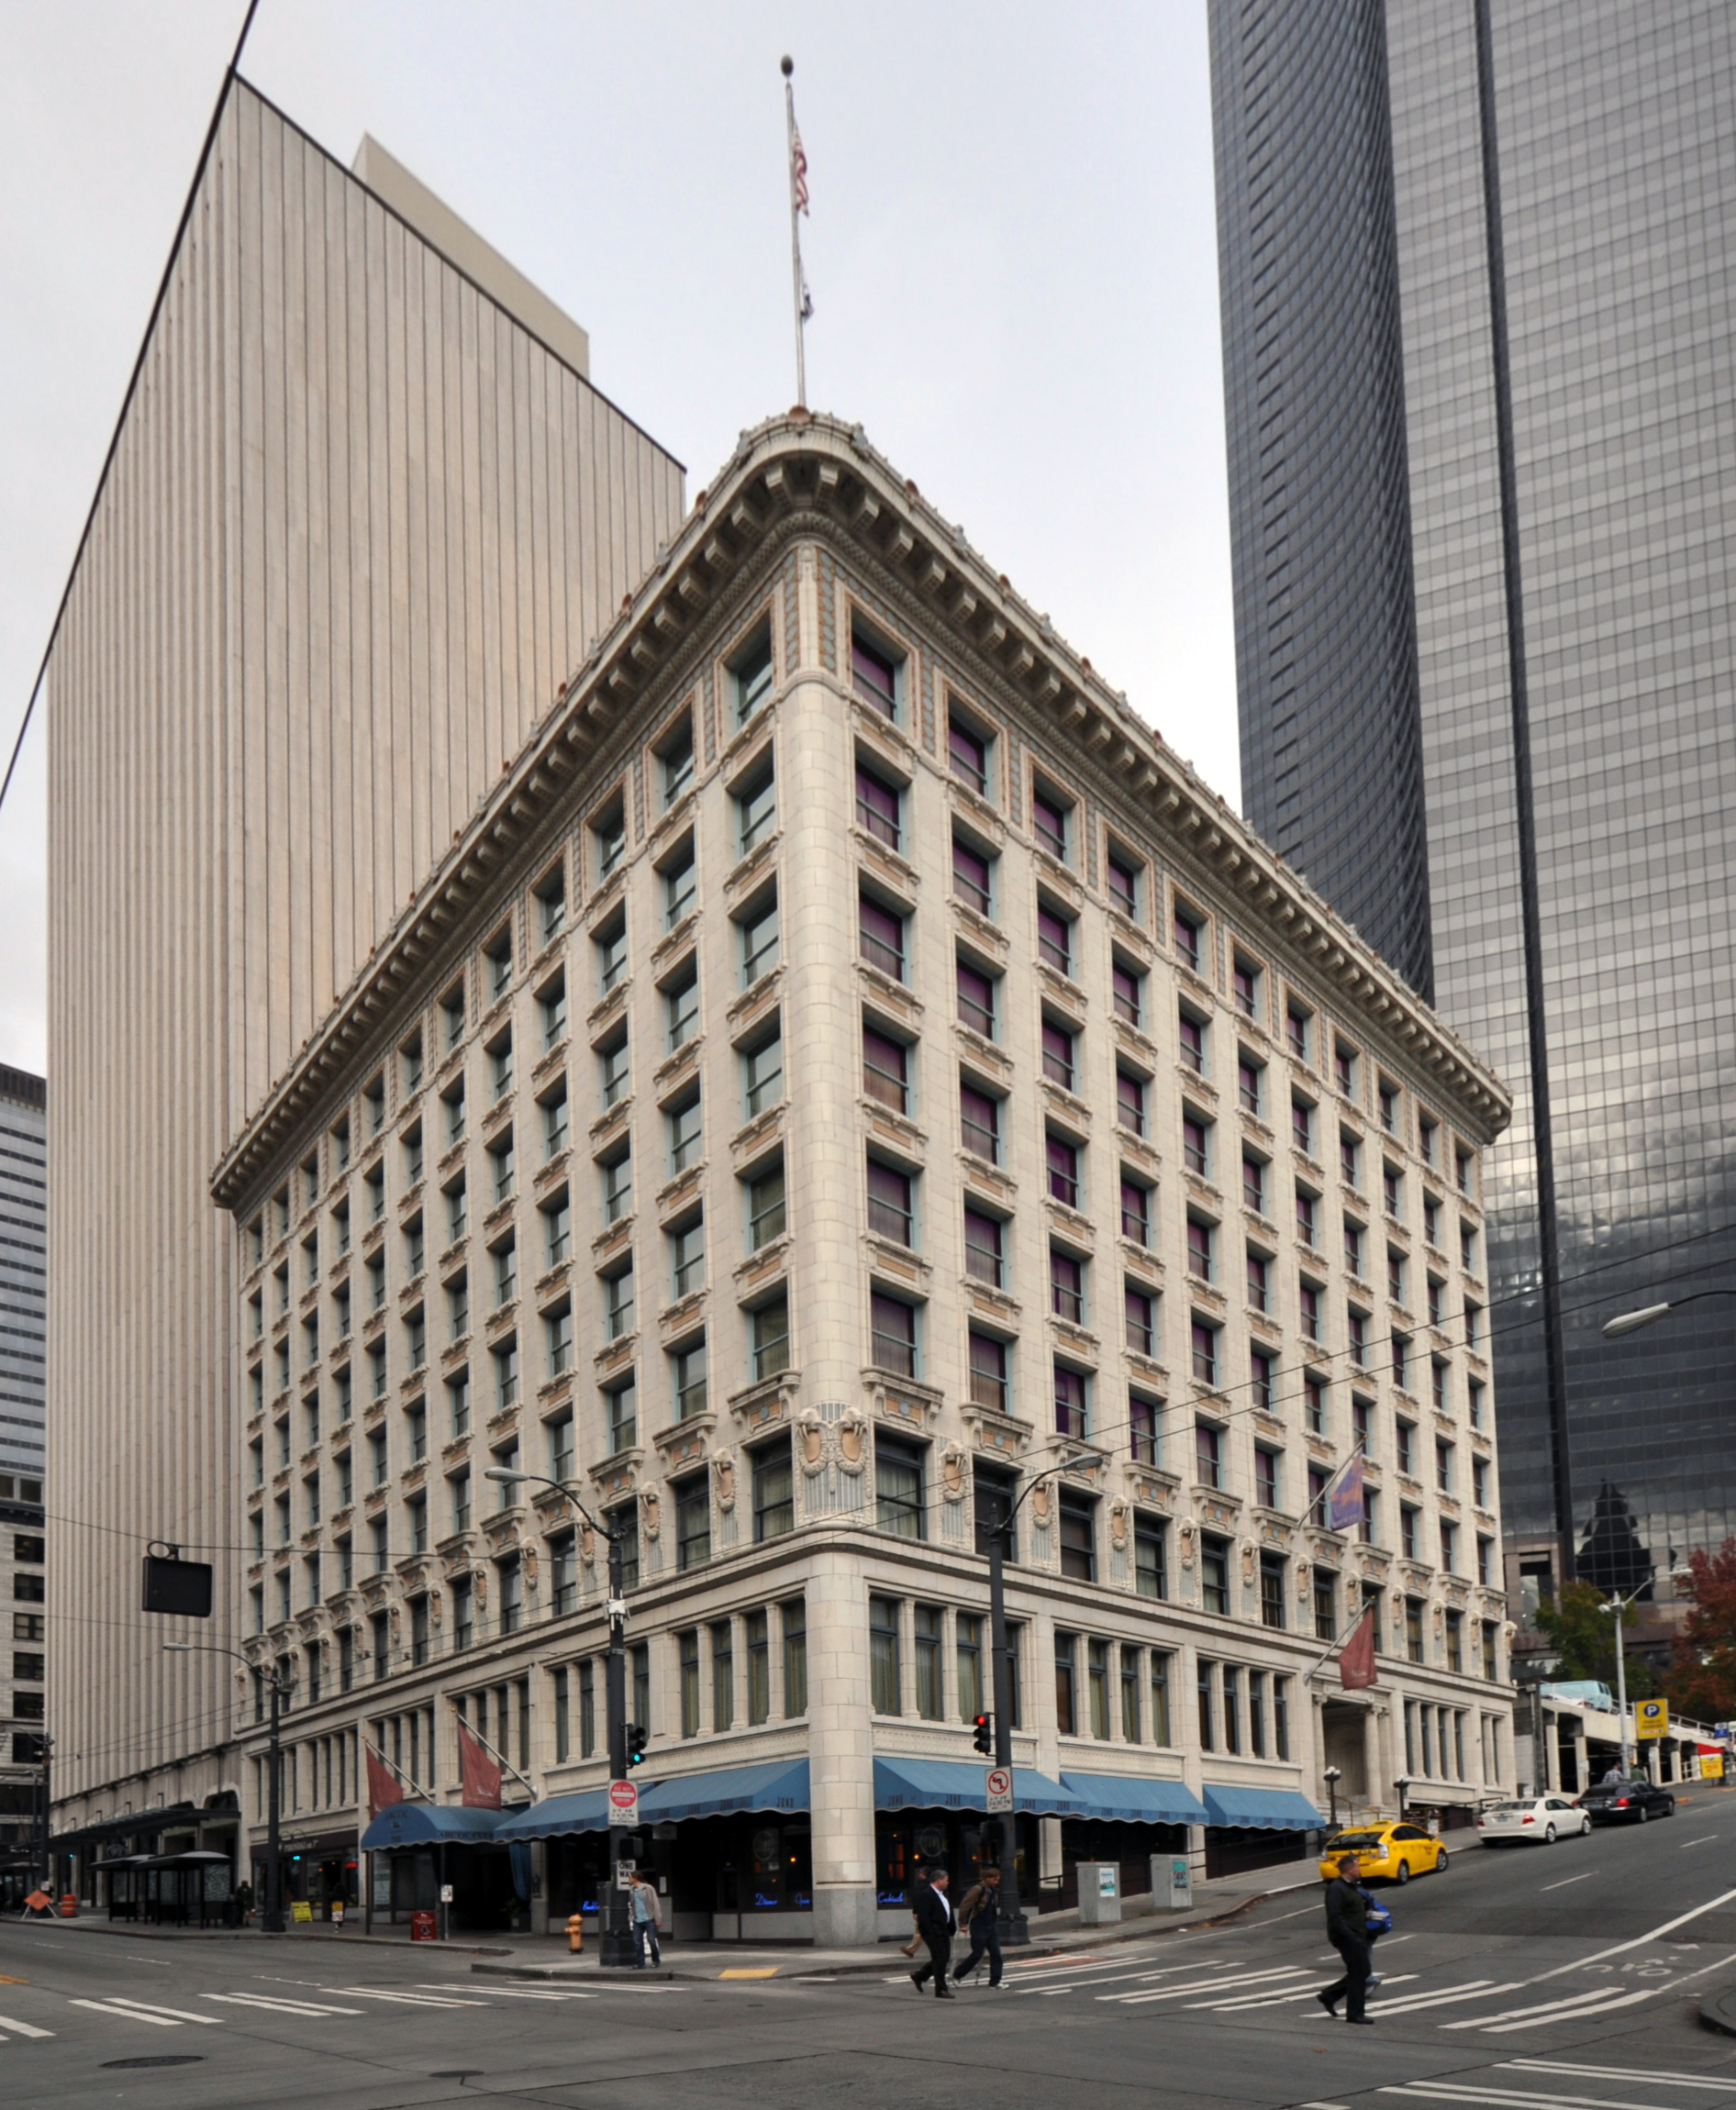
485;1467;635;1969
982;1467;1065;1949
1598;1582;1648;1776
165;1641;290;1933
1603;1288;1736;1338
1395;1774;1410;1821
1323;1765;1341;1830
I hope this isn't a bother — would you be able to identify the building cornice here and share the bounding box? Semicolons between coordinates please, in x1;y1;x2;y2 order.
213;411;1509;1212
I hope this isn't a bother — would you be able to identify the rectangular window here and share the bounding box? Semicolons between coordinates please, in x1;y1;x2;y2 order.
746;1608;772;1726
876;1436;924;1539
598;1027;629;1112
964;1207;1004;1287
604;1377;636;1456
1117;1070;1146;1137
1151;1651;1173;1745
1260;1553;1285;1629
1174;905;1202;972
671;1215;707;1299
1053;1363;1088;1440
961;1081;1000;1163
1058;1490;1095;1579
603;1264;635;1341
1201;1537;1230;1616
1134;1510;1166;1599
1112;961;1144;1027
740;896;780;986
1183;1113;1210;1178
1195;1418;1222;1490
866;1158;915;1246
1125;1284;1156;1357
733;623;774;724
1119;1176;1152;1247
957;1613;985;1722
856;764;902;850
668;1091;703;1176
949;714;988;794
1186;1216;1214;1283
1037;904;1073;976
870;1596;902;1715
676;1475;710;1571
1054;1632;1077;1735
665;961;700;1050
1232;956;1260;1018
862;1026;908;1112
1247;1248;1270;1311
784;1600;807;1716
915;1605;944;1720
1046;1135;1080;1208
1191;1319;1218;1387
737;761;776;855
952;834;993;916
1031;786;1069;861
752;1294;791;1381
747;1161;786;1249
679;1629;701;1737
1087;1637;1111;1738
1178;1010;1206;1074
1041;1017;1074;1090
859;894;906;981
956;959;996;1038
673;1338;708;1421
1107;849;1141;919
741;1023;784;1118
712;1620;735;1731
968;1330;1008;1414
601;1147;632;1226
1254;1443;1277;1508
870;1291;918;1378
660;716;695;807
1050;1248;1085;1323
1130;1393;1161;1469
851;626;899;716
1223;1665;1241;1752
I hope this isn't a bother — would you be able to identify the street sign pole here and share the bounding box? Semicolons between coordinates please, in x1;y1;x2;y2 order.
986;1522;1029;1947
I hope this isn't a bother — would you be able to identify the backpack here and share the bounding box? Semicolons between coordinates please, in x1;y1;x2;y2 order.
1360;1887;1393;1937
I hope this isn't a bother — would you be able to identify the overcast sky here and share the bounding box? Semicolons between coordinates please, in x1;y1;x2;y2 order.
0;0;1236;1078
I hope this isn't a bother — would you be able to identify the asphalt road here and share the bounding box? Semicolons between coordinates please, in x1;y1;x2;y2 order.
7;1790;1736;2107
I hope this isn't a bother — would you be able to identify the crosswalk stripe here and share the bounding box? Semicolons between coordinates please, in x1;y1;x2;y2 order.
1440;1988;1627;2031
69;2000;181;2027
103;1999;223;2026
1362;1982;1529;2017
428;1985;596;2002
1014;1960;1234;1994
1216;1974;1419;2012
1383;2086;1685;2110
1104;1965;1309;2006
1390;2086;1708;2110
1504;2063;1736;2091
202;1993;365;2016
0;2014;53;2039
1479;1986;1684;2035
322;1986;488;2007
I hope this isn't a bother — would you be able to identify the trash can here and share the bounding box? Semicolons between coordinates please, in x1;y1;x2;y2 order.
1152;1854;1194;1911
409;1910;439;1942
1077;1862;1122;1926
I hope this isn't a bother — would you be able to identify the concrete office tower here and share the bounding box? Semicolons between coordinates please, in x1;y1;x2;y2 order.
45;74;684;1852
0;1067;47;1897
1210;1;1736;1621
205;414;1511;1943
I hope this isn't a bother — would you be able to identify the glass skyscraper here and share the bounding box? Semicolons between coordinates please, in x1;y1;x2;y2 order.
1211;0;1736;1621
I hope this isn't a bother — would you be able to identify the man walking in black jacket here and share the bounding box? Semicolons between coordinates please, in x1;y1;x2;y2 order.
910;1869;957;1999
1319;1853;1374;2023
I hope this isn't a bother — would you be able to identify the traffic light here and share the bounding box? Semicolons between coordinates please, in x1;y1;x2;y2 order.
626;1722;648;1768
973;1713;994;1755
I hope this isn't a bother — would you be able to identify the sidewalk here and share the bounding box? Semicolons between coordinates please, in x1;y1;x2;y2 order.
18;1861;1319;1970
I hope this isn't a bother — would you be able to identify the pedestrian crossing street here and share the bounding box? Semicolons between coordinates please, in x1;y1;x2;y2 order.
0;1979;619;2042
906;1946;1731;2037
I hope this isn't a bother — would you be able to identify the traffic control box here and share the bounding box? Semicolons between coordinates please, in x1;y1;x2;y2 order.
1077;1862;1121;1926
1152;1854;1194;1911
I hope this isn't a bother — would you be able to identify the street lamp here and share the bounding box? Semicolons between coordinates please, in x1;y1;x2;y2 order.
166;1642;290;1932
484;1467;635;1969
1603;1289;1736;1338
981;1466;1063;1949
1395;1774;1410;1820
1323;1766;1342;1829
1597;1582;1648;1775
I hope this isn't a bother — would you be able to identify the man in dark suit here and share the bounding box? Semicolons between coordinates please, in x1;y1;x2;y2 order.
1318;1853;1374;2024
909;1868;957;1999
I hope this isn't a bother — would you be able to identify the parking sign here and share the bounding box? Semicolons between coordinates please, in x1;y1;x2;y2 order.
1636;1698;1669;1739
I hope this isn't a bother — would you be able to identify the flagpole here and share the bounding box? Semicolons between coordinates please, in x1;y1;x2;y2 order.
1302;1599;1383;1684
781;55;807;407
453;1703;536;1798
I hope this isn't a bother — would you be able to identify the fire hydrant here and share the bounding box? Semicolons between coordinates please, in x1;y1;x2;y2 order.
565;1914;584;1955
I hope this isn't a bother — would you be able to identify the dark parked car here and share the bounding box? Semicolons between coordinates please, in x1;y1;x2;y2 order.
1579;1774;1675;1824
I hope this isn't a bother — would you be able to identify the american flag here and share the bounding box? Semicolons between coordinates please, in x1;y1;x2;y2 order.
791;125;810;215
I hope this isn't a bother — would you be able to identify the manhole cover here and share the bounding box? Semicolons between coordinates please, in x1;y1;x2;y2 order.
101;2055;206;2069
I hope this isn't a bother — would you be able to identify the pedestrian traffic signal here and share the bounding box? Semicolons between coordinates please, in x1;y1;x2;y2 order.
626;1722;648;1767
973;1712;993;1754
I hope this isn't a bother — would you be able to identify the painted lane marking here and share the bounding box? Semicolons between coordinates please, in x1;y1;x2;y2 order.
0;2014;53;2039
1358;1982;1530;2017
68;2000;181;2027
1531;1887;1736;1982
1540;1874;1598;1892
1015;1960;1240;1996
1383;2088;1686;2110
202;1993;366;2016
1678;1837;1721;1849
1210;1976;1419;2012
102;1998;222;2026
1504;2064;1736;2092
1440;1988;1645;2032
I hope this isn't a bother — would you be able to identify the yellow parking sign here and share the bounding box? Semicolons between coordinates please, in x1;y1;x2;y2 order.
1636;1698;1669;1739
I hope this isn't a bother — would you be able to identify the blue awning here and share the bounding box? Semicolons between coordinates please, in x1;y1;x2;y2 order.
360;1803;506;1850
1060;1772;1209;1825
638;1760;809;1825
495;1761;810;1842
1201;1785;1325;1832
874;1757;1084;1816
495;1791;612;1843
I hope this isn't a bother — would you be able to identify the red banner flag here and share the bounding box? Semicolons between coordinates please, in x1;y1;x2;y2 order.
458;1718;503;1810
1339;1605;1378;1691
365;1746;403;1821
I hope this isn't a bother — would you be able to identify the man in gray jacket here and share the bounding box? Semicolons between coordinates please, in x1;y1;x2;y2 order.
1318;1854;1374;2023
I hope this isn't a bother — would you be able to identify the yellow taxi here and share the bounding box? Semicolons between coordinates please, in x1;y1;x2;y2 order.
1318;1820;1449;1886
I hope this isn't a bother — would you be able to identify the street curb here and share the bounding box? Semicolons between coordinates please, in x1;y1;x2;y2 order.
1697;1986;1736;2037
469;1875;1320;1982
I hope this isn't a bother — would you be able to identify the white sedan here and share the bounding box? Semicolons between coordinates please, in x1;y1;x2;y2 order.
1477;1794;1592;1846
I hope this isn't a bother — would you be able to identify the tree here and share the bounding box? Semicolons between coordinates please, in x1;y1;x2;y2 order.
1533;1580;1656;1698
1663;1539;1736;1723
